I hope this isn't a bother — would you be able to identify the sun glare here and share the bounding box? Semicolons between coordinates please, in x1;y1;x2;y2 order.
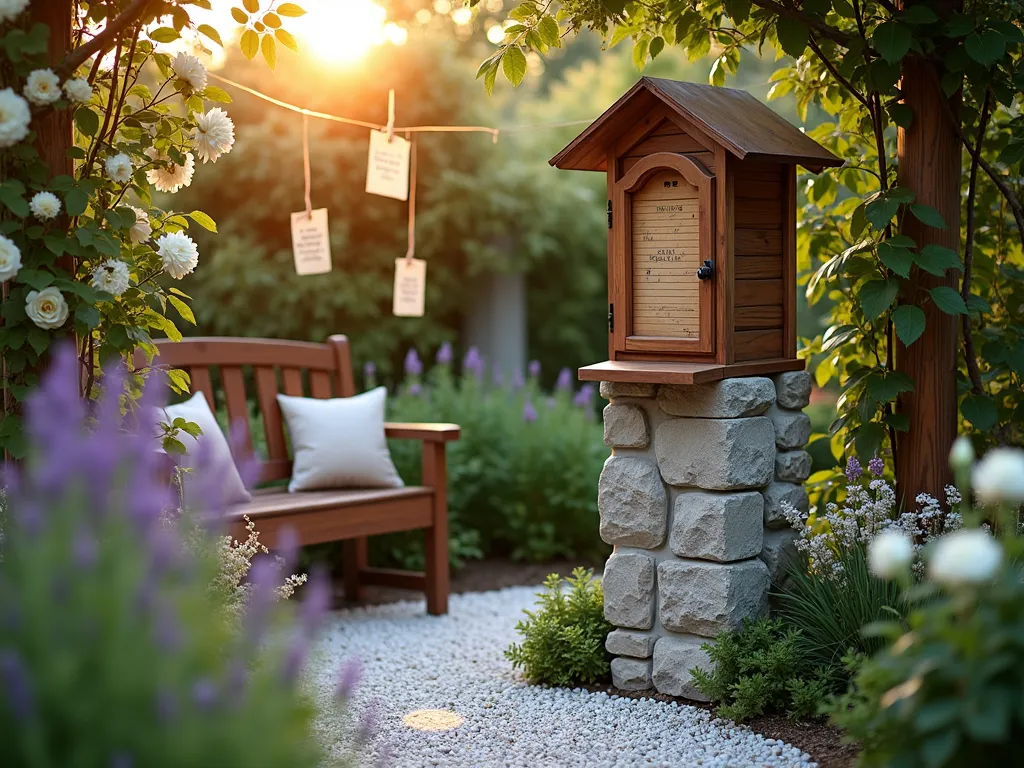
293;0;395;65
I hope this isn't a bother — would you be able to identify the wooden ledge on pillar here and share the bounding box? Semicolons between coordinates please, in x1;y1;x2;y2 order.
578;358;805;385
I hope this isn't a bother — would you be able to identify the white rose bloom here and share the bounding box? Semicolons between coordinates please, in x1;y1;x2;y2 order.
104;152;134;183
157;231;199;279
949;435;976;471
0;0;29;23
144;147;195;193
0;233;22;281
24;69;61;106
929;529;1002;586
29;191;61;221
0;87;31;148
972;447;1024;504
90;259;131;297
171;52;207;91
25;287;69;330
127;205;152;245
192;107;235;164
63;77;93;104
868;530;914;579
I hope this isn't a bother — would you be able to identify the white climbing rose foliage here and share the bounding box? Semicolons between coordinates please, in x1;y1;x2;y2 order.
192;107;235;163
157;231;200;279
928;529;1003;586
63;77;93;104
127;205;152;245
145;147;196;193
23;68;61;106
971;447;1024;504
0;233;22;281
0;87;30;147
104;152;134;183
171;52;208;91
25;287;69;330
29;191;61;221
90;260;132;298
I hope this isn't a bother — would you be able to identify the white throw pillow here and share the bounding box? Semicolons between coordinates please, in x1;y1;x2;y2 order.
277;387;404;492
162;391;252;507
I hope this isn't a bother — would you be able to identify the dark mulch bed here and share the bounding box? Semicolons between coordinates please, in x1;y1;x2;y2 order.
333;556;858;767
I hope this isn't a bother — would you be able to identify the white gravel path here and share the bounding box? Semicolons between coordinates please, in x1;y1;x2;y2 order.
309;586;817;768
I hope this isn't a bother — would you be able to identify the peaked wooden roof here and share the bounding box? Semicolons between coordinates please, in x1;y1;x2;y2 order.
550;77;842;172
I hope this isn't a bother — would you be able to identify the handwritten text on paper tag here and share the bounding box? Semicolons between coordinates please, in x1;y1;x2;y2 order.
290;208;332;275
393;258;426;317
366;130;411;201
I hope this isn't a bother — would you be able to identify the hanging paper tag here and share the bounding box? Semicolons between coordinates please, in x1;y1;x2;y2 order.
393;258;426;317
290;208;332;275
366;129;411;201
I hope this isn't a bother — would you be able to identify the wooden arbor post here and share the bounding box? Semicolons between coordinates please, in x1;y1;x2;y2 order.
894;15;962;503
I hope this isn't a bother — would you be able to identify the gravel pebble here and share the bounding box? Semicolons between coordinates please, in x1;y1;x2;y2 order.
309;586;817;768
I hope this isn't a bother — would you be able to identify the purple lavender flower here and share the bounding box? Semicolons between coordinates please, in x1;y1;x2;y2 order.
375;742;394;768
153;601;182;652
463;346;485;380
522;400;538;424
845;456;863;482
364;361;376;380
403;348;423;377
73;526;99;569
192;677;218;710
281;631;308;684
275;525;300;574
868;456;885;477
335;658;363;699
512;367;525;390
573;384;596;408
408;382;423;397
546;397;557;410
492;369;505;388
527;359;541;378
435;341;453;365
155;687;177;724
356;702;379;745
0;649;34;721
110;753;133;768
300;567;332;636
555;367;573;392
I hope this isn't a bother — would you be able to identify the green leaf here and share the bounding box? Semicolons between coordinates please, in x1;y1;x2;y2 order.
64;187;88;217
149;27;180;43
877;241;914;277
275;28;299;52
163;436;187;455
16;268;54;291
944;13;974;37
892;304;926;345
649;36;664;59
74;107;99;137
483;59;499;95
888;103;913;129
997;139;1024;165
929;286;967;315
240;29;259;60
631;37;649;70
168;295;196;324
961;394;998;431
277;3;307;16
166;368;192;395
965;29;1005;67
537;16;560;47
26;327;49;356
203;85;232;104
723;0;751;23
75;304;100;330
0;185;28;218
776;17;809;57
901;5;938;24
502;45;528;87
873;20;912;63
860;279;899;319
261;33;277;69
866;370;914;403
197;24;223;47
921;728;960;768
916;244;963;275
865;197;900;230
910;203;946;229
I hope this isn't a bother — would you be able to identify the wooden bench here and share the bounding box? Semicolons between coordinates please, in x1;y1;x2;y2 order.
147;335;459;615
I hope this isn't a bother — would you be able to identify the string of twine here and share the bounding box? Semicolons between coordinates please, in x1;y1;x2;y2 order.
406;131;416;261
301;111;312;218
208;72;594;140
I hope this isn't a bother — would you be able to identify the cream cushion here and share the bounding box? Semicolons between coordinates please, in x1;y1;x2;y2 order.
277;387;403;492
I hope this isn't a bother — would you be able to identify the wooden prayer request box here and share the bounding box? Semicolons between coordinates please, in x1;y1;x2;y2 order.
550;77;843;385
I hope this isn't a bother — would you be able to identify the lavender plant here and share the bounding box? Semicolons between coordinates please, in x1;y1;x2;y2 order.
782;456;963;581
0;345;369;767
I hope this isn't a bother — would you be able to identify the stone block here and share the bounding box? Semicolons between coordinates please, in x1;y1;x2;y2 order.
598;456;667;547
603;552;656;630
773;371;812;409
652;636;713;701
775;450;812;483
655;417;774;490
763;482;809;529
767;404;811;450
761;527;800;588
603;404;649;449
657;378;775;418
600;381;657;400
611;657;653;691
658;558;769;637
606;629;657;659
669;490;763;562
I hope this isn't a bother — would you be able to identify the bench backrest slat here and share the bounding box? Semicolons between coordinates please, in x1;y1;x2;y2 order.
141;335;355;484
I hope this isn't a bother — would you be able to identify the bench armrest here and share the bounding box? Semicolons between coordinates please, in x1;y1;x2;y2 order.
384;422;461;442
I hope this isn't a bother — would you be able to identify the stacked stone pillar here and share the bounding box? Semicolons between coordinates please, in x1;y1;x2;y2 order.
599;373;812;698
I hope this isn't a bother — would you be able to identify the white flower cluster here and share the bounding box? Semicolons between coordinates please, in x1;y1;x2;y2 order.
157;231;199;279
29;191;61;221
782;477;962;582
0;87;30;148
0;0;28;24
0;70;94;150
90;259;131;297
145;147;195;193
171;52;208;91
